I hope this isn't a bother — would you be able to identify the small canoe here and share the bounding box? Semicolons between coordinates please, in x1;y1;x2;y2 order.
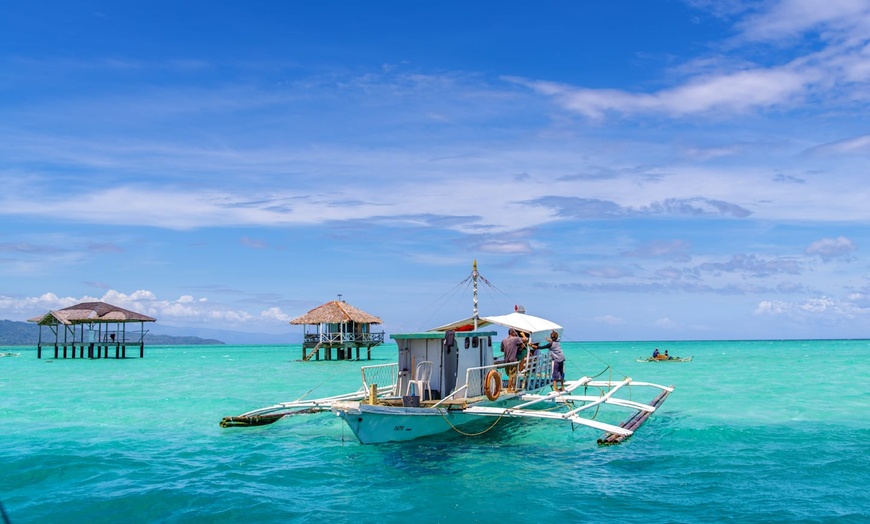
636;356;693;363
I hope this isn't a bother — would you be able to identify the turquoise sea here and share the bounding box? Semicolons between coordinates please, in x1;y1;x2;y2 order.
2;340;868;523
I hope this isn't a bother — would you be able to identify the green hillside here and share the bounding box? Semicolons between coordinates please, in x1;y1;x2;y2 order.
0;319;224;346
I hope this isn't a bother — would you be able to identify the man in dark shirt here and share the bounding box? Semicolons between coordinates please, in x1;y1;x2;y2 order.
500;328;523;391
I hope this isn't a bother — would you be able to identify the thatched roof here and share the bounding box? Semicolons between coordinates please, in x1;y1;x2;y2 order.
28;301;156;326
290;300;382;325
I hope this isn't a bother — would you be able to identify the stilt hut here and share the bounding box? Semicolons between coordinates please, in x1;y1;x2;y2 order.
291;299;384;361
29;302;156;359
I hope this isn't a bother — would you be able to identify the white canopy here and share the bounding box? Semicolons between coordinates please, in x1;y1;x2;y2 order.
480;312;562;340
432;312;563;342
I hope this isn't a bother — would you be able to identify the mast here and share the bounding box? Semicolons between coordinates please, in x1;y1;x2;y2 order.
473;260;479;330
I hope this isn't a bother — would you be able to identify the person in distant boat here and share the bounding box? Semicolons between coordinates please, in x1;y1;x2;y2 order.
652;348;660;358
664;350;671;360
500;328;524;391
534;330;565;391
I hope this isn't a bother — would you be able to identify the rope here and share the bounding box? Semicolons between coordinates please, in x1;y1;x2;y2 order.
438;406;507;437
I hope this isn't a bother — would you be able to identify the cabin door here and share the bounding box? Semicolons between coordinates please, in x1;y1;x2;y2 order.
441;336;459;397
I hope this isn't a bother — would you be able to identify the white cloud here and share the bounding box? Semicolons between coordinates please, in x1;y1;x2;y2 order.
805;236;857;261
260;307;292;323
655;317;677;328
807;134;870;156
755;295;868;320
0;290;258;328
594;315;625;325
510;60;817;120
736;0;870;43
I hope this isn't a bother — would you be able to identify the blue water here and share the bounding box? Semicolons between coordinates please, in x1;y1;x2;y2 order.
2;340;868;523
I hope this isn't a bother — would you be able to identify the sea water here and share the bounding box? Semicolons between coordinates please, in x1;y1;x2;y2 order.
1;340;868;523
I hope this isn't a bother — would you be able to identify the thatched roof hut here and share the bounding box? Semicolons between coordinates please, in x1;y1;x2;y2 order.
29;301;156;326
290;300;382;325
291;300;384;361
28;301;156;360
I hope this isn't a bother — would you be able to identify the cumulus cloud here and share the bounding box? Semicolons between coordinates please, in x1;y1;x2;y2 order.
655;317;677;328
260;307;292;322
805;236;856;261
0;290;260;328
755;295;867;321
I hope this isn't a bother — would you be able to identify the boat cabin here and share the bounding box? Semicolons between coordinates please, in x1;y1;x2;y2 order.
391;328;497;401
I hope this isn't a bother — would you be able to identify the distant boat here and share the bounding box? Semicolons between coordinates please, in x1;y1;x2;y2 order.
0;352;21;357
221;262;674;445
636;356;693;363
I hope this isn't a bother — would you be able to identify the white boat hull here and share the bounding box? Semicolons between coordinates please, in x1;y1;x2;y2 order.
332;398;519;444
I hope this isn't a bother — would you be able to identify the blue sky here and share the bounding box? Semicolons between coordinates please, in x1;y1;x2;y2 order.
2;1;870;342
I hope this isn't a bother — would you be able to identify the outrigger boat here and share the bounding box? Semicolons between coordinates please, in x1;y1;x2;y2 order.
636;356;693;363
221;262;674;445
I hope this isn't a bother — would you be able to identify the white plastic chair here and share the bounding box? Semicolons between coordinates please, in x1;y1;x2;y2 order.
406;361;433;401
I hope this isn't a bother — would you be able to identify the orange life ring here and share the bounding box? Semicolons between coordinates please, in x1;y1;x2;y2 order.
484;369;501;401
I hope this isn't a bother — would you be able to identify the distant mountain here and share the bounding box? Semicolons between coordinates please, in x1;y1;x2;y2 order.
149;324;301;345
0;319;37;345
145;334;224;345
0;319;224;346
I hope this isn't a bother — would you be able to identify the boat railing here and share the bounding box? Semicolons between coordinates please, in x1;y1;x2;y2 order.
519;351;553;391
463;362;516;398
463;352;554;398
361;362;399;396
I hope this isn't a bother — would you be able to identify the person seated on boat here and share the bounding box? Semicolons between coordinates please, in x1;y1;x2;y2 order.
500;329;524;391
664;350;672;360
516;330;531;360
652;348;660;358
534;330;565;391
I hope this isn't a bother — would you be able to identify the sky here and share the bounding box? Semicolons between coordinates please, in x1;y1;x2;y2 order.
2;0;870;342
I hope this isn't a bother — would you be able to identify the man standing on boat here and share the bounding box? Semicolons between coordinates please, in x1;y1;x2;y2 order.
500;328;523;391
534;331;565;391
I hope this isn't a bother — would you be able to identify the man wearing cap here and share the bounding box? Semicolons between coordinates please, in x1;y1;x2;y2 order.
500;328;524;391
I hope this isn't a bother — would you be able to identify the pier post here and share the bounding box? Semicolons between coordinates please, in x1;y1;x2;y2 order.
38;344;42;359
54;345;58;358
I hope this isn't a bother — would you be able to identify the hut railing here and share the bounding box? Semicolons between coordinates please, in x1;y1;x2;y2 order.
303;332;385;345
